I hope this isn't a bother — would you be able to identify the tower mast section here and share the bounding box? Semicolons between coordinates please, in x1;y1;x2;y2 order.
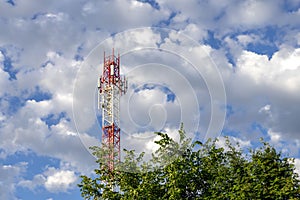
98;49;127;172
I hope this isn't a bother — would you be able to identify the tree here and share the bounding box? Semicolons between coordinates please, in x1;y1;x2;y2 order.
78;125;300;199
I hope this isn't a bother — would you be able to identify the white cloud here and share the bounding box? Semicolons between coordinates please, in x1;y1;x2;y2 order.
225;0;280;27
237;47;300;102
79;0;169;32
216;136;251;151
221;44;300;143
0;0;170;51
0;68;10;96
239;45;300;84
18;174;46;191
4;2;296;173
124;88;168;130
237;51;270;83
294;158;300;176
181;23;208;41
268;129;282;144
259;104;271;112
157;0;292;37
237;34;259;46
0;1;299;198
72;28;226;158
297;33;300;45
44;168;77;193
0;42;99;172
0;50;4;62
19;167;77;193
121;126;186;164
0;163;27;200
105;28;227;148
259;104;272;119
0;112;5;122
0;96;97;173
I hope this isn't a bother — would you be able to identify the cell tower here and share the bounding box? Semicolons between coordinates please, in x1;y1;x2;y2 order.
98;49;127;172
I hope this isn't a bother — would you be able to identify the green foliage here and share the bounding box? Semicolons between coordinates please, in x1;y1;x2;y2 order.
79;125;300;199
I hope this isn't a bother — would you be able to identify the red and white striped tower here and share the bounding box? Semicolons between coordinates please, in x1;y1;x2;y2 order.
98;49;127;172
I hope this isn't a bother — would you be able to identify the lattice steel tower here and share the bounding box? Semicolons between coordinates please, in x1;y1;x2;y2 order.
98;49;127;172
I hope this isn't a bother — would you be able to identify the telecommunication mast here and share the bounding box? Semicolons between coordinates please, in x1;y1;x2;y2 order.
98;49;127;172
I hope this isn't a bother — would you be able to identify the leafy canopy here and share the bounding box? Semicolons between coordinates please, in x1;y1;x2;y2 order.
79;125;300;199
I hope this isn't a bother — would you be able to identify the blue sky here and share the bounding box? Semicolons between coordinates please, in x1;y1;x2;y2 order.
0;0;300;199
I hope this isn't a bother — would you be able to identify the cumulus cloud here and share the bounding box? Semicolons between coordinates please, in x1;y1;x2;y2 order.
216;136;251;151
19;167;77;193
72;28;225;157
0;67;10;97
230;46;300;138
0;163;27;200
224;0;280;27
0;0;300;199
237;47;300;90
0;97;97;174
44;168;77;193
294;158;300;176
237;34;260;47
268;129;282;144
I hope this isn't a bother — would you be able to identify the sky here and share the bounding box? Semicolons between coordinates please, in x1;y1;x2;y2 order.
0;0;300;199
